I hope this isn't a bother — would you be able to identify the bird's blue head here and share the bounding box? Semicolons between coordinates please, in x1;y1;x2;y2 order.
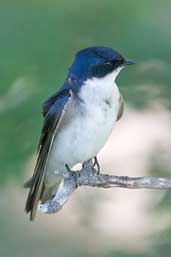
68;46;134;81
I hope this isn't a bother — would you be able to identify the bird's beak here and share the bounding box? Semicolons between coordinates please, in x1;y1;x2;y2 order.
123;59;135;66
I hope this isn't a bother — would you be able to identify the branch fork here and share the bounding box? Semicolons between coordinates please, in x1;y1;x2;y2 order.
39;161;171;215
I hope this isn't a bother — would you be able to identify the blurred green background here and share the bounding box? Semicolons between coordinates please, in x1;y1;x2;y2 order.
0;0;170;257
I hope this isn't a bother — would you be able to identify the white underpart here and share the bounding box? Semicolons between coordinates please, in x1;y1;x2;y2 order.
46;68;122;182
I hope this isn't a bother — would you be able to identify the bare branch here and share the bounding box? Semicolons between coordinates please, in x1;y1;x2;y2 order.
39;164;171;215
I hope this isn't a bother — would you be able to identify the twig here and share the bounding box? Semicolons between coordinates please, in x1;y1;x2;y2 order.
39;163;171;214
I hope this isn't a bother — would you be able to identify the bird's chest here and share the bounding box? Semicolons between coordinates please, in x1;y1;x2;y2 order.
80;80;119;126
73;78;120;158
50;76;121;168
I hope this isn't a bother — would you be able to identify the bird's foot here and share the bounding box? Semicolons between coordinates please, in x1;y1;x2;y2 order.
65;164;72;173
82;159;94;172
82;158;100;175
93;157;100;174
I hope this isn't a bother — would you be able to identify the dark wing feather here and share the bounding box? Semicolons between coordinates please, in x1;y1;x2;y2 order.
42;89;70;117
25;89;73;220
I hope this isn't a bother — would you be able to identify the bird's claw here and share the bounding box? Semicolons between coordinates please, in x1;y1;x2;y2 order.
82;157;100;175
93;157;100;174
65;164;72;173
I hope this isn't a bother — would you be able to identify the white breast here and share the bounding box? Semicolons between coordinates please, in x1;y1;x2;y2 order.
79;70;121;120
76;71;121;158
49;69;121;171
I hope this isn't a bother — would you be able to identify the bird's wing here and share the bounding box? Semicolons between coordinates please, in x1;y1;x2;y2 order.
25;89;74;221
116;94;124;121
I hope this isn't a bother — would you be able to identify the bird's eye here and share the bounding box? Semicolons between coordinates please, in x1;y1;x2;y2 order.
116;57;123;64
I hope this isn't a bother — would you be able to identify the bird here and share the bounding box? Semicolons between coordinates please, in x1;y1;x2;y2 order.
25;46;134;220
